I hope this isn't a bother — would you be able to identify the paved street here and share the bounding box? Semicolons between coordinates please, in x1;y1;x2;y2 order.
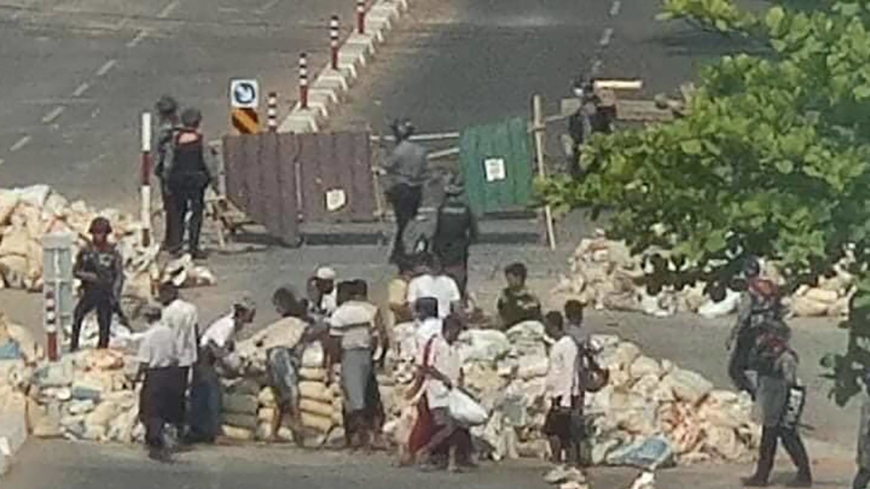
0;0;360;211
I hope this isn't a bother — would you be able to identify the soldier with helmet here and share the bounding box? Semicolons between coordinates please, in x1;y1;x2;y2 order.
162;107;213;259
70;217;124;351
154;95;181;249
382;118;428;265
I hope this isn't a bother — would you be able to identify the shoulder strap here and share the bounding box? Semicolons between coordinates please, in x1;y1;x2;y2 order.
422;336;437;368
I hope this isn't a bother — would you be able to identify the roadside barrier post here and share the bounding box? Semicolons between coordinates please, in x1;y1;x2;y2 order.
267;92;278;132
356;0;365;34
299;53;309;110
140;111;152;247
331;15;340;70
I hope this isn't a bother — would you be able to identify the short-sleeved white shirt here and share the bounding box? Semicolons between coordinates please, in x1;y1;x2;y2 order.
407;273;461;319
163;299;199;367
426;334;461;409
136;322;177;369
415;317;443;364
200;313;235;349
329;300;377;350
546;336;579;406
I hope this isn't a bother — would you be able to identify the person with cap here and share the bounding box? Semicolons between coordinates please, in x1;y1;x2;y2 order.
135;304;178;462
162;107;213;259
727;257;783;399
313;266;338;316
70;217;123;351
157;282;199;439
154;95;181;248
432;174;478;299
381;118;428;265
742;326;812;487
187;295;256;444
855;369;870;489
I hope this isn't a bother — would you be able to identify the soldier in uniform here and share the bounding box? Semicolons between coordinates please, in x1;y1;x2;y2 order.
70;217;124;351
154;95;180;250
432;176;478;299
382;119;428;265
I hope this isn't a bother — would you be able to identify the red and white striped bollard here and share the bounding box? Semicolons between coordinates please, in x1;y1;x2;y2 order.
356;0;365;34
267;92;278;132
140;112;152;247
299;53;309;110
330;14;340;70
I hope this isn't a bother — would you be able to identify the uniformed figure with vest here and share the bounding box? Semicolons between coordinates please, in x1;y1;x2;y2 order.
382;119;428;265
162;108;212;259
432;176;478;298
567;78;613;179
154;95;181;250
71;217;124;351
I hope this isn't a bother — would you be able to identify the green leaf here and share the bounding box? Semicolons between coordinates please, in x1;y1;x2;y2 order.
775;160;795;174
680;139;703;155
765;6;786;32
854;85;870;100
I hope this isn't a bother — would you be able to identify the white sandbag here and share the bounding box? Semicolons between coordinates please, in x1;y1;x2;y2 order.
258;407;277;423
299;381;332;403
448;389;488;426
258;387;277;407
256;422;275;441
698;289;741;318
299;367;327;381
300;411;334;433
629;356;661;380
517;354;549;379
300;398;334;418
789;296;830;317
17;185;51;208
222;413;259;431
804;287;838;304
301;342;325;369
457;329;511;362
222;425;255;441
0;190;17;226
662;368;713;405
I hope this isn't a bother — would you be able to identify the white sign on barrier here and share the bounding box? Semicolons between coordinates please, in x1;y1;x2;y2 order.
230;79;259;109
484;158;506;182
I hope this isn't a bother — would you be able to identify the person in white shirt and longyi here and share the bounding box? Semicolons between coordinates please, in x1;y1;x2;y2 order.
135;304;178;463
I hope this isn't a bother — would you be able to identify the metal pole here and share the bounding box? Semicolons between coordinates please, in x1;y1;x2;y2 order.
140;112;152;247
533;94;556;250
267;92;278;132
356;0;365;34
330;15;340;70
299;53;309;110
45;288;58;361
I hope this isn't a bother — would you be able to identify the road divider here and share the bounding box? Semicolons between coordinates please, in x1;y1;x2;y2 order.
279;0;410;133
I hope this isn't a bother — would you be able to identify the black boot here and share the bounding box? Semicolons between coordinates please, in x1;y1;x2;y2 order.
741;476;769;487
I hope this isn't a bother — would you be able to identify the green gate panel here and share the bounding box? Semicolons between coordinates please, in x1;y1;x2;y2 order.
459;117;533;215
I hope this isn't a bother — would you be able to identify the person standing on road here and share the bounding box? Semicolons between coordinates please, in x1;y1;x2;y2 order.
154;95;181;249
854;370;870;489
742;327;812;487
382;119;428;265
543;311;584;480
162;107;212;259
187;296;256;444
70;217;123;351
135;304;178;463
727;257;782;399
157;282;199;440
432;176;478;300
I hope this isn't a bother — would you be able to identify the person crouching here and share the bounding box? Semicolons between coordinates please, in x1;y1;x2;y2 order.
136;304;179;463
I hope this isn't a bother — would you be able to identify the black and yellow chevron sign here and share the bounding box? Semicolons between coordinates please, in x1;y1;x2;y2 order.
232;108;260;134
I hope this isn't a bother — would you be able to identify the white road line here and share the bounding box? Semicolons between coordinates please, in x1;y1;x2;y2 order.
600;27;614;47
41;106;65;124
218;6;241;13
95;59;117;77
610;0;621;17
157;0;180;18
72;82;91;97
257;0;279;13
126;30;149;48
10;135;32;153
0;158;5;166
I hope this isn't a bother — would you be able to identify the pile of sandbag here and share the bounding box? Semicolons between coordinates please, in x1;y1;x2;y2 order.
27;349;143;444
0;184;216;298
555;231;856;318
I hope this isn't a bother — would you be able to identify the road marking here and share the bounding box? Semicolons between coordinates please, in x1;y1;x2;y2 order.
610;0;621;17
157;0;180;18
72;82;91;97
0;158;4;166
95;59;117;77
218;6;241;13
41;106;65;124
600;27;614;47
256;0;280;13
10;135;32;152
126;30;149;48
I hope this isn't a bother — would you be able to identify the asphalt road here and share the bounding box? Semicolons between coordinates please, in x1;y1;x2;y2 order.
0;0;360;211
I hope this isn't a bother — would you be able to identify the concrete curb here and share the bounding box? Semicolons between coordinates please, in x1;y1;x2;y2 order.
278;0;410;133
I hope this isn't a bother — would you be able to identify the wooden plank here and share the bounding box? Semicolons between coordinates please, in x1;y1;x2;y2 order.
297;133;321;222
330;132;356;222
277;133;300;245
260;132;282;238
241;134;265;224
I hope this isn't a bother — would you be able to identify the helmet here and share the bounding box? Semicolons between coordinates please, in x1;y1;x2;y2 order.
155;95;179;117
391;118;415;141
181;108;203;128
88;217;113;235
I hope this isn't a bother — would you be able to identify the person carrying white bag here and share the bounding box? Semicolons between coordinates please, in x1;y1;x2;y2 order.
416;316;479;472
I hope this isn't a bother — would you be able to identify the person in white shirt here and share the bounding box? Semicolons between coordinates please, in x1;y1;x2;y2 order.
135;305;178;462
157;282;199;438
314;266;338;316
413;297;442;362
542;311;582;473
329;280;386;450
187;296;256;444
417;316;470;472
406;253;461;319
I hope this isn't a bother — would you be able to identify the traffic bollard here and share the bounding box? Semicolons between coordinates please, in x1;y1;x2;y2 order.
330;14;340;70
356;0;365;34
299;53;309;110
140;112;152;247
267;92;278;132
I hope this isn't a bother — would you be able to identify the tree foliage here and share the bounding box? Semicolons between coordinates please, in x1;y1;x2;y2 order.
540;0;870;405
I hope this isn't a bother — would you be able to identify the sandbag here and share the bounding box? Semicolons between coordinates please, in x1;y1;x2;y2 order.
258;407;277;422
662;369;712;405
300;411;334;433
517;354;549;380
223;394;259;415
697;289;741;319
804;287;838;304
0;190;17;226
301;342;325;369
222;413;259;431
447;389;488;426
299;381;332;403
258;387;277;407
299;367;327;381
300;398;335;418
222;425;255;441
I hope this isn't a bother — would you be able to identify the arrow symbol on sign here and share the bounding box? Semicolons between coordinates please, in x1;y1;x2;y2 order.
234;83;256;105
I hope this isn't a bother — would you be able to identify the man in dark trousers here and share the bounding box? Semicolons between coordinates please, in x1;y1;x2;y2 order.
432;176;478;299
71;217;123;351
154;95;180;249
136;304;178;462
382;118;428;265
162;108;212;259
